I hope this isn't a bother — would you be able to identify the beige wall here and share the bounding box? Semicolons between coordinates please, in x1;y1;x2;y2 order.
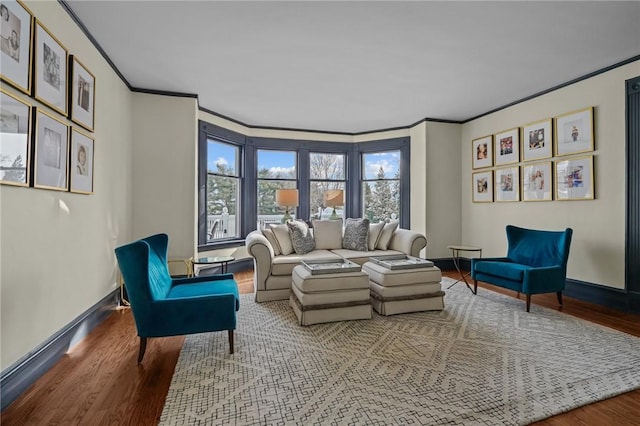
461;60;640;289
1;2;134;370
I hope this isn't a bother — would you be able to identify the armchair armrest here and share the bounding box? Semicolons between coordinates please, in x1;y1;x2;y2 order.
522;266;566;294
388;229;427;257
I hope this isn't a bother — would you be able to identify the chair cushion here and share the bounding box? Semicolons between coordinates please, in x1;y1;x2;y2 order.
312;219;343;250
167;278;240;309
270;223;294;255
368;222;385;250
287;219;315;255
343;217;370;251
473;261;531;282
376;221;399;250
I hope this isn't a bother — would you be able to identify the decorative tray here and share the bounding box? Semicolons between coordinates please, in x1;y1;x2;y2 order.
302;259;361;275
369;254;434;270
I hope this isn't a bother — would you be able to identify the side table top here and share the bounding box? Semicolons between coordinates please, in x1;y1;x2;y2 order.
191;256;235;265
447;245;482;252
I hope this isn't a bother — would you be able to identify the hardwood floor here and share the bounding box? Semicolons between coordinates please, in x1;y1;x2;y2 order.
2;270;639;425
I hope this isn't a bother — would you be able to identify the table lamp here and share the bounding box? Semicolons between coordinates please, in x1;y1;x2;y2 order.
276;189;299;223
324;189;344;220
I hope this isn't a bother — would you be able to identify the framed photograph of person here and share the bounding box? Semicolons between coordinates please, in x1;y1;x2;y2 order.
69;56;95;132
34;20;68;116
522;162;552;202
494;166;520;202
70;128;94;194
494;127;520;166
555;155;594;201
33;108;68;191
554;107;594;157
0;88;31;186
521;118;552;162
0;0;33;94
472;170;493;203
471;135;493;169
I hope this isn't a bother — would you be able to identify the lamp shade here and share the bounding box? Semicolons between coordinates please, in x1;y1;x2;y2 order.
276;189;299;207
324;189;344;207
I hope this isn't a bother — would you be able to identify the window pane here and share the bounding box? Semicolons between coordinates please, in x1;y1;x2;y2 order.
206;175;239;240
362;180;400;223
362;151;400;180
310;181;345;220
258;150;296;179
257;180;297;224
207;139;238;176
310;153;345;180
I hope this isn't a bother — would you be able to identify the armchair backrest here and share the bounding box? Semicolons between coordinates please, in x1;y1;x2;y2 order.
506;225;573;268
115;234;173;307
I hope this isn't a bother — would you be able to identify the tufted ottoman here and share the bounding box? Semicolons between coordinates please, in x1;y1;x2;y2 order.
362;261;444;316
290;265;372;326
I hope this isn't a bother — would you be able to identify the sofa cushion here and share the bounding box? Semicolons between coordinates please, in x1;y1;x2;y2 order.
368;222;385;250
270;223;294;255
343;218;370;251
287;219;315;255
377;221;399;250
362;261;442;287
261;228;281;256
331;249;403;265
292;265;370;293
474;260;531;282
271;250;343;276
312;219;343;250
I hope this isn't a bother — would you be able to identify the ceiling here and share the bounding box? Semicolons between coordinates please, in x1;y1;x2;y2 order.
65;1;640;134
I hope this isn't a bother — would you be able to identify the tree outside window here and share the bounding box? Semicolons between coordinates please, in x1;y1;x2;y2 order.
206;139;240;240
257;150;297;225
362;151;400;223
310;152;345;220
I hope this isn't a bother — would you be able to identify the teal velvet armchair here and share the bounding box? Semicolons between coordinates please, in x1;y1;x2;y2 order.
115;234;239;362
471;225;573;312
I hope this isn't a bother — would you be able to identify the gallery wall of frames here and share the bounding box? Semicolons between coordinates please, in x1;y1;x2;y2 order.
471;106;595;203
0;0;95;194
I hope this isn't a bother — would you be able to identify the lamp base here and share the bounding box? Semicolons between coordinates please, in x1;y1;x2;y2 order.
281;210;293;223
329;208;339;220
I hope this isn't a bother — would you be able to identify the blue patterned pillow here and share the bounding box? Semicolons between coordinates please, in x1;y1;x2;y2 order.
287;220;316;255
342;218;370;251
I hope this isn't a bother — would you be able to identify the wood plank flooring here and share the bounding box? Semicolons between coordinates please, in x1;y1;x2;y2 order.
2;270;639;426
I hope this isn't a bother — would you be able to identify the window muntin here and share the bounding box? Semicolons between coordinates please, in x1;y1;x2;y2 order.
309;152;346;220
206;139;240;241
257;150;297;225
362;150;401;223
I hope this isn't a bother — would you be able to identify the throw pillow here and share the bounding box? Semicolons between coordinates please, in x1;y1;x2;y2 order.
262;228;282;255
312;219;343;250
368;221;385;250
342;218;370;251
269;223;294;255
376;221;399;250
287;220;316;255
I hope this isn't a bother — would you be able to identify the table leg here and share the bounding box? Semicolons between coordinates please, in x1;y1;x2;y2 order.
447;249;474;293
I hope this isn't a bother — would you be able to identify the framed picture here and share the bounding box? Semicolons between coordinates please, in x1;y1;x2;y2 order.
34;108;68;191
521;118;552;162
495;166;520;202
0;88;31;186
554;107;594;156
494;127;520;166
0;0;33;94
472;170;493;203
472;135;493;169
522;162;552;201
34;20;68;116
555;155;594;200
70;128;94;194
69;56;95;132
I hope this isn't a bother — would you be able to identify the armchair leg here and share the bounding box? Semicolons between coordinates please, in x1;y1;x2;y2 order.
557;291;563;306
228;330;234;354
137;337;147;363
526;295;531;312
473;279;478;295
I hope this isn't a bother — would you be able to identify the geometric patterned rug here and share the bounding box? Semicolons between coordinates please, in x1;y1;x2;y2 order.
159;277;640;425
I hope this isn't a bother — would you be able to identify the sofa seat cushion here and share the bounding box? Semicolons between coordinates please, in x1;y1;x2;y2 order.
271;250;342;276
474;260;531;282
331;249;403;265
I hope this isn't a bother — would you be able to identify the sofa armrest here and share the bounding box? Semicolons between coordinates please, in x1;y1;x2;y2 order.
388;228;427;257
245;231;274;292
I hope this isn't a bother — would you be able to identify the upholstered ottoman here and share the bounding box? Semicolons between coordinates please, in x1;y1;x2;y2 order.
362;261;444;316
290;265;372;326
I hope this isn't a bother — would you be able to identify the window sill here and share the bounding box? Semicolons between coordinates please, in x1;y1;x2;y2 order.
198;238;245;252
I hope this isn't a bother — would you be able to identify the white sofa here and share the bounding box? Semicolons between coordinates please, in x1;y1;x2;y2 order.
246;222;427;302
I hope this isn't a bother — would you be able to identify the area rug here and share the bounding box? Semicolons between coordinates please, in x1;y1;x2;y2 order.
160;277;640;425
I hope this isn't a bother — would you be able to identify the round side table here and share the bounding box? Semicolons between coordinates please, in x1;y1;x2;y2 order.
447;245;482;293
189;256;235;277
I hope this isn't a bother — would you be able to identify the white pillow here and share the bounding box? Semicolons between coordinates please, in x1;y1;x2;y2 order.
269;223;294;255
368;222;385;250
376;221;399;250
262;228;281;255
311;220;343;250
